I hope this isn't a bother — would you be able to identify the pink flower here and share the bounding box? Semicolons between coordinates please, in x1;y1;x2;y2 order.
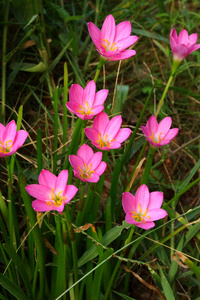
66;81;108;120
69;144;107;182
122;184;167;230
88;14;138;61
170;28;200;61
84;112;131;150
25;170;78;213
141;115;179;148
0;120;28;157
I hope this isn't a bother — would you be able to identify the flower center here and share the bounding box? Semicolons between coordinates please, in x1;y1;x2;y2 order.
0;140;13;153
78;163;95;179
101;39;118;52
131;204;150;223
76;101;93;116
149;132;164;144
95;133;116;148
47;188;67;206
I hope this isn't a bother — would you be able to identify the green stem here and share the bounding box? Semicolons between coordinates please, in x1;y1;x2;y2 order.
155;60;180;117
53;87;59;174
75;182;86;226
141;146;156;185
1;0;9;123
63;62;68;154
93;56;107;83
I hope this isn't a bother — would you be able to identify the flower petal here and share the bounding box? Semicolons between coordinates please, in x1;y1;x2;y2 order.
188;33;198;44
94;89;109;106
69;84;83;104
115;21;132;41
88;22;101;49
178;29;189;45
117;36;138;51
32;200;59;212
135;184;149;212
55;170;68;193
148;208;167;221
148;192;163;210
93;112;109;133
63;185;78;201
77;144;94;163
115;128;131;143
69;155;84;172
38;169;57;188
105;115;122;140
25;184;51;200
83;80;96;107
141;126;151;138
3;120;17;143
0;124;5;141
146;115;158;133
165;128;179;141
87;151;102;170
156;116;172;137
122;192;137;213
108;49;136;61
101;14;115;46
86;173;100;183
94;161;107;176
11;130;28;153
84;128;99;144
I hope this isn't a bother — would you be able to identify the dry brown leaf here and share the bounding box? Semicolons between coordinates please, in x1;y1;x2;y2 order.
74;223;96;233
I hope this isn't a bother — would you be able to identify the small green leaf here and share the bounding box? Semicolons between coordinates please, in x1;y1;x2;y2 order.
113;290;136;300
10;62;47;72
112;85;129;115
0;273;28;300
158;264;175;300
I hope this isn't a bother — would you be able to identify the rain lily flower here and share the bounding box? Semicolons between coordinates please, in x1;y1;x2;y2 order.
25;170;78;213
0;120;28;157
88;14;138;61
122;184;167;230
141;115;179;148
84;112;131;150
66;80;108;120
170;28;200;62
69;144;107;182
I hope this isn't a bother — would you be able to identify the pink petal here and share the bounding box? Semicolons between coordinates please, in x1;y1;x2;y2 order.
90;105;104;116
115;128;131;143
115;21;132;42
66;102;81;115
88;22;101;49
159;139;171;146
148;209;167;221
69;155;84;172
93;112;109;133
83;80;96;107
178;29;189;45
94;89;109;106
117;36;138;51
10;130;28;153
32;200;59;212
63;185;78;201
105;115;122;140
94;161;107;176
148;192;163;210
125;213;136;224
86;173;100;183
141;126;151;138
84;128;99;144
0;124;5;141
3;120;17;143
87;151;102;170
189;44;200;53
101;14;116;46
38;169;57;188
135;184;149;212
107;141;121;149
136;221;155;230
170;36;177;53
25;184;51;200
55;170;69;193
108;49;136;61
77;144;94;163
174;44;189;60
146;115;158;133
122;192;137;213
188;33;198;44
170;28;178;42
156;117;172;136
69;84;83;104
165;128;179;141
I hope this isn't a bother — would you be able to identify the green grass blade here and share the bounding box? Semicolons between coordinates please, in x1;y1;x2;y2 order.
3;243;34;300
0;273;28;300
158;264;175;300
53;86;59;174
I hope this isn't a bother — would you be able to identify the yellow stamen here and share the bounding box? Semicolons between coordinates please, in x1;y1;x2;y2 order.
149;132;164;143
78;163;95;179
131;204;151;223
0;140;13;153
76;101;93;116
50;188;67;207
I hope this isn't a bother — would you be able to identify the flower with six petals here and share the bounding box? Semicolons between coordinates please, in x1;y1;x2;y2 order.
66;80;108;120
69;144;107;183
84;112;131;150
122;184;167;230
25;170;78;213
141;115;179;148
0;120;28;157
170;28;200;62
88;14;138;61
